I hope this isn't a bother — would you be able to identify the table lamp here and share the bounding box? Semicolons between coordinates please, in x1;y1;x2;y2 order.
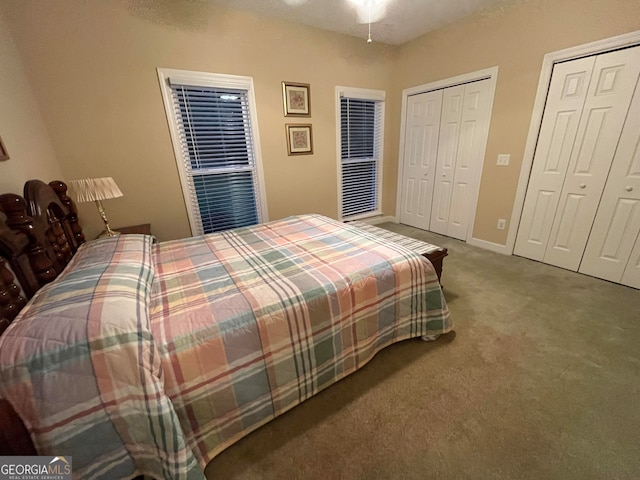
69;177;123;237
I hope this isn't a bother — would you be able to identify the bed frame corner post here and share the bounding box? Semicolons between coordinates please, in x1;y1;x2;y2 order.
49;181;85;250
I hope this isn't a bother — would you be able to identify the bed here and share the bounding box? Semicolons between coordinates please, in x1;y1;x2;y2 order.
0;180;452;479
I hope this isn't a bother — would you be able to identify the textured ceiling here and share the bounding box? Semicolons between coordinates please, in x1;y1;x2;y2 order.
213;0;503;45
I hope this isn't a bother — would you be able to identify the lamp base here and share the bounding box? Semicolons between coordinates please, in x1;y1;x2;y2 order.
93;199;120;239
97;229;120;238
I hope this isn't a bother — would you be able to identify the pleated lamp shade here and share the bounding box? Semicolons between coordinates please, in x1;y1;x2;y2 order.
68;177;123;237
69;177;123;203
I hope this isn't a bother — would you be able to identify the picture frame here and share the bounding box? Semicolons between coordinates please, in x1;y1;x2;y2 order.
282;82;311;117
285;124;313;156
0;136;8;161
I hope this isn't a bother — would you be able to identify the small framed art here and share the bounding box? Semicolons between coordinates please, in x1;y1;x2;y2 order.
0;136;8;161
282;82;310;117
285;124;313;156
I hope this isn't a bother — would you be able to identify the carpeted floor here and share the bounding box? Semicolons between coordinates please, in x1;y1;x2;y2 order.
205;224;640;480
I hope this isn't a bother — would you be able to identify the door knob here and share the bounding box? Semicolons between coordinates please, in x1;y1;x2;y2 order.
579;183;586;189
626;186;633;192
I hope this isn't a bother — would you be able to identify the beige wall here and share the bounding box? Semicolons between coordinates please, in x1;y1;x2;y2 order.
1;0;395;241
2;0;639;245
0;7;62;195
392;0;640;245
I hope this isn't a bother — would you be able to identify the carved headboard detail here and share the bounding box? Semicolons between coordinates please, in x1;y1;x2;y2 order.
47;180;86;249
25;180;85;256
0;258;26;335
0;193;58;297
0;180;85;327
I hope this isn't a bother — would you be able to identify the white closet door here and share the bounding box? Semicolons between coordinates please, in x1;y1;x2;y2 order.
514;57;595;260
622;235;640;288
580;71;640;284
430;85;464;235
399;90;443;230
544;46;640;271
447;79;492;240
431;79;492;240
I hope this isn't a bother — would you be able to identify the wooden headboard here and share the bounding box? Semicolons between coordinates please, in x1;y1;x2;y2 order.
0;180;84;323
0;179;85;455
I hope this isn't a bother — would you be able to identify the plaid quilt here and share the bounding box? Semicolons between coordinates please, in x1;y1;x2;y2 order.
150;214;451;468
0;235;202;479
0;214;451;479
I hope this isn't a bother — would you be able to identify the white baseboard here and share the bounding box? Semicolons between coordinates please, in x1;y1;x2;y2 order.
467;236;512;255
357;218;513;256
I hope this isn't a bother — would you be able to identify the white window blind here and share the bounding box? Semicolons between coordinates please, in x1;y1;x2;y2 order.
158;69;266;235
338;88;384;220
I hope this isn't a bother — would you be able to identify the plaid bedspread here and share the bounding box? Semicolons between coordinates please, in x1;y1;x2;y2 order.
150;214;451;468
0;214;451;479
0;235;203;479
349;221;444;255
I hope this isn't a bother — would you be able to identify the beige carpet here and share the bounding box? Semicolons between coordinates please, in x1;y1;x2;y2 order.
205;224;640;480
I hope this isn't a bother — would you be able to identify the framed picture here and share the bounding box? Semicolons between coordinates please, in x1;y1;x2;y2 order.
286;124;313;156
0;136;8;161
282;82;310;117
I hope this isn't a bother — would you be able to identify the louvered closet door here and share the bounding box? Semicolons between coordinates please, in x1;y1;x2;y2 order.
431;79;492;240
399;90;443;230
579;68;640;287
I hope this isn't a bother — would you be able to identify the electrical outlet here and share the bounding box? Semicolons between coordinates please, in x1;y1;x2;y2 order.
497;218;506;230
497;154;510;166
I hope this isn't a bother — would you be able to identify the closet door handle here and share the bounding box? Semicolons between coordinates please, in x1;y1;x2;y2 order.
579;183;586;189
626;186;633;192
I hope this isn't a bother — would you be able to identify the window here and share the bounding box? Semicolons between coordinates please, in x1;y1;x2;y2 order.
336;86;385;220
158;69;267;235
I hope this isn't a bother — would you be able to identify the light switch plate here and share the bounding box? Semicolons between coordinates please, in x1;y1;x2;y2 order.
497;154;510;166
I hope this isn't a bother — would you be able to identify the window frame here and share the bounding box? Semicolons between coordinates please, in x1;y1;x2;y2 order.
157;68;268;236
335;86;385;221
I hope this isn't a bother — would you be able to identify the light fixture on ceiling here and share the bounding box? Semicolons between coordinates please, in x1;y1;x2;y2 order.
367;1;372;43
346;0;391;44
